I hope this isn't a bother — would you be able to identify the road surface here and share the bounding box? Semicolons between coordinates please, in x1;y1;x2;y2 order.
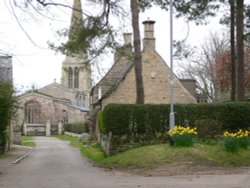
0;137;249;188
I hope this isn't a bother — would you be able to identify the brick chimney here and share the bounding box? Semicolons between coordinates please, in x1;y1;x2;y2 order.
123;33;132;45
142;20;156;52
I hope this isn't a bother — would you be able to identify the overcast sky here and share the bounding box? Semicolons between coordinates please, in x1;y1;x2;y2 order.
0;0;225;93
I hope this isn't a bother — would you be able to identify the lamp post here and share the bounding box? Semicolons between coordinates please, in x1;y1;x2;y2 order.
169;0;175;144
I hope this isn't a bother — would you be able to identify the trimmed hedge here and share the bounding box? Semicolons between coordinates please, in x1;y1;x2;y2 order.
100;104;169;148
63;122;89;134
98;103;250;152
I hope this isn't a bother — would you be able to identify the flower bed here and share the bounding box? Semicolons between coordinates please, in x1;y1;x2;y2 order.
167;126;197;147
223;129;249;152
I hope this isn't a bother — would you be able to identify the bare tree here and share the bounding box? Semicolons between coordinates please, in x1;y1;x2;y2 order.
177;32;230;102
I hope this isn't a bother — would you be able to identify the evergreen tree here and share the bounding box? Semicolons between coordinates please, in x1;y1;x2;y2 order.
154;0;246;101
0;80;17;154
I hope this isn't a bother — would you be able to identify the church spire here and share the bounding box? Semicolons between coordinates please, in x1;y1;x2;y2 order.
61;0;92;95
69;0;83;36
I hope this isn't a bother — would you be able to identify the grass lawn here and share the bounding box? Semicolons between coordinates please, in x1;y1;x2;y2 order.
55;135;250;170
21;136;36;147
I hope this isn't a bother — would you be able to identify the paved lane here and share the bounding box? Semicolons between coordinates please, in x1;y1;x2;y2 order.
0;137;249;188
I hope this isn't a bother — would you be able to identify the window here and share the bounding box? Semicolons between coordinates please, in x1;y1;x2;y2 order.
74;67;79;88
62;110;68;123
68;67;73;88
25;100;41;124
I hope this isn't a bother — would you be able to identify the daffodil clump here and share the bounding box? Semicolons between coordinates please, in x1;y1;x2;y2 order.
167;126;198;147
224;129;249;152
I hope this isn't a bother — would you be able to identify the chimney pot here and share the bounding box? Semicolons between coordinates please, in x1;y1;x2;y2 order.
123;33;132;45
142;20;156;52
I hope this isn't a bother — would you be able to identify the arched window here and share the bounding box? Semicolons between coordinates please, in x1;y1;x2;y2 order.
68;67;73;88
74;67;79;88
25;100;41;124
62;110;68;123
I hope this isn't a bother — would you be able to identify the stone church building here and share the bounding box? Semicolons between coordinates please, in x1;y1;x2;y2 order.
91;20;197;108
14;0;92;136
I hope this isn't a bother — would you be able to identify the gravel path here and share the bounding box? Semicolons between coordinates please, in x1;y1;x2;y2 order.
0;137;249;188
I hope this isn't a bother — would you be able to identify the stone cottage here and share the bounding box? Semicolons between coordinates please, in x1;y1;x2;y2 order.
91;20;197;108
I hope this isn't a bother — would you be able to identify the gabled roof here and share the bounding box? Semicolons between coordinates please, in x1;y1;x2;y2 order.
99;62;134;100
38;82;79;93
92;49;197;104
17;90;89;112
17;89;70;103
92;48;133;99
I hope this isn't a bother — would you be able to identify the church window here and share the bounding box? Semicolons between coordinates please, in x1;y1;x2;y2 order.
74;67;79;88
62;110;68;123
24;100;41;124
68;67;73;88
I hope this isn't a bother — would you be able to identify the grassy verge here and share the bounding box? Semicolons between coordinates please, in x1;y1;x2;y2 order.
54;135;105;163
21;136;36;147
55;135;250;169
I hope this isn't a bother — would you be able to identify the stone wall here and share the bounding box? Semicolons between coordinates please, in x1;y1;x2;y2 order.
39;83;89;108
23;122;63;136
102;51;196;107
16;92;87;127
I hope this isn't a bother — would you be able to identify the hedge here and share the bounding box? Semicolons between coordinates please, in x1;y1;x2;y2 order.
0;80;17;154
98;103;250;153
63;122;89;134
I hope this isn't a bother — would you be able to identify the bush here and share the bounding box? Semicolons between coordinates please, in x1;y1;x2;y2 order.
0;80;17;153
63;122;89;134
195;119;222;139
99;104;168;143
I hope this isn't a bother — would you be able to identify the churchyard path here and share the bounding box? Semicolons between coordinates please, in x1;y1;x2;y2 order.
0;137;250;188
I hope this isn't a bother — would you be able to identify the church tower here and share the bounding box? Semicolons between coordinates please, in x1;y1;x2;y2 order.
61;0;92;93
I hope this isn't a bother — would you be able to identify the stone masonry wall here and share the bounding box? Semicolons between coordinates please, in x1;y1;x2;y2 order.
16;93;86;127
102;51;196;107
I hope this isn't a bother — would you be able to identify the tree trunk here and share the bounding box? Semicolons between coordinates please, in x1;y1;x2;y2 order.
236;0;245;101
230;0;236;101
130;0;144;104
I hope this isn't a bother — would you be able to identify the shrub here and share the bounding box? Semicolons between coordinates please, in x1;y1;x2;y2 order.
98;111;105;134
63;122;89;134
195;119;223;139
99;104;168;144
167;126;197;147
0;80;17;153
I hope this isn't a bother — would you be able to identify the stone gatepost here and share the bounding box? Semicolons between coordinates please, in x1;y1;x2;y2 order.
46;121;51;136
23;123;27;136
58;122;63;135
13;126;21;145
